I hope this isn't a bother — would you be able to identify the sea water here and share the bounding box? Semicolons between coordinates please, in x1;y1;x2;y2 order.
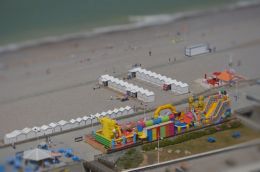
0;0;257;51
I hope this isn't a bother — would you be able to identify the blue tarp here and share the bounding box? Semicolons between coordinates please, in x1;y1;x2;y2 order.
232;131;241;138
207;137;216;143
72;156;80;162
0;165;5;172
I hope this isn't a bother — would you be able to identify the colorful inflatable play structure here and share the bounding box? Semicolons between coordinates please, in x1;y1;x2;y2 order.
88;90;231;150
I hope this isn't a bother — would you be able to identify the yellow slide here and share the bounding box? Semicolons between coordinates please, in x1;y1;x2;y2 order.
205;102;218;119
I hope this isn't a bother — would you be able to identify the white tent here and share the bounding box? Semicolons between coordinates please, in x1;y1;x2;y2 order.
179;83;189;94
129;107;135;115
107;110;114;118
113;108;119;118
128;67;140;73
40;125;53;135
49;122;61;133
17;132;26;142
58;120;71;131
170;79;178;92
69;119;79;128
145;91;155;102
119;107;127;116
23;148;51;161
100;111;107;117
22;127;35;140
32;127;44;137
98;74;154;102
109;110;116;119
116;107;123;117
94;113;101;119
69;119;78;129
128;67;189;94
124;106;132;115
76;117;85;127
90;114;98;124
175;81;182;94
4;130;22;144
82;116;91;125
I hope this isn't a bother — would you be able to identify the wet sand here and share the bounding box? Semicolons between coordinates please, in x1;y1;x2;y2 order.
0;4;260;138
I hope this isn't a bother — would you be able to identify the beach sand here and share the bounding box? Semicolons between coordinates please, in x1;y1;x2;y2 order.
0;4;260;138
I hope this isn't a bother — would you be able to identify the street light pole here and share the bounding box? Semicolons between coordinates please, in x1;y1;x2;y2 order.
144;104;146;120
157;133;160;164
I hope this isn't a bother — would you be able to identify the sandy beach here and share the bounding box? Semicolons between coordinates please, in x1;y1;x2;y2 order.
0;4;260;139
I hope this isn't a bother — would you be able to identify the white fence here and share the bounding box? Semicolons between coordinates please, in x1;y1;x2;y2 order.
99;74;155;102
129;67;189;94
4;106;134;144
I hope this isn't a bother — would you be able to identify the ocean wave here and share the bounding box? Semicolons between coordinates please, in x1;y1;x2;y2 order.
0;13;185;54
0;0;259;54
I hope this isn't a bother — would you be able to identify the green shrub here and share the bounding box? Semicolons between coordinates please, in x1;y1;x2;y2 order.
220;123;229;130
205;127;217;134
116;148;144;169
230;121;241;128
141;120;242;151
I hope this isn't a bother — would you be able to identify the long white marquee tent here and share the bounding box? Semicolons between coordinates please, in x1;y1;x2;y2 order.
128;67;189;94
99;74;155;102
4;106;134;144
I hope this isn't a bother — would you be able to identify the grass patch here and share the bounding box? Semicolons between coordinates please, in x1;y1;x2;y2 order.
141;124;260;166
116;148;143;170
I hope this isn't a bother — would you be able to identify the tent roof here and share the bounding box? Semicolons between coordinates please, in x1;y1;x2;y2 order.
22;128;32;134
129;67;140;72
119;107;125;111
49;122;59;128
76;117;82;122
6;130;22;138
82;116;90;120
216;71;234;82
107;110;113;114
101;112;107;116
94;113;101;118
23;148;51;161
41;125;51;130
125;106;131;110
58;120;68;126
32;127;41;132
113;108;119;113
90;114;96;119
70;119;76;123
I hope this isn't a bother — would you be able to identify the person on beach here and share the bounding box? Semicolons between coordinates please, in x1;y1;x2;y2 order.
149;51;152;56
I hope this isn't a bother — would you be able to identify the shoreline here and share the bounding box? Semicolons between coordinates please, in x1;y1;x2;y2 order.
1;1;260;55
